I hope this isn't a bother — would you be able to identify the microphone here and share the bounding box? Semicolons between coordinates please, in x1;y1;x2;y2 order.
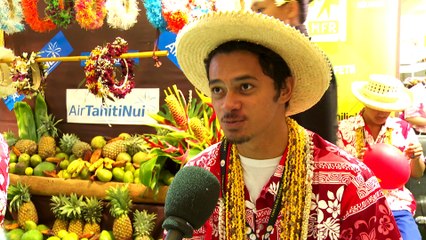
162;166;220;240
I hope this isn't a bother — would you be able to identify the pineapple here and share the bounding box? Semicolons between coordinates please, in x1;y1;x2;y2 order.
7;182;38;228
50;194;70;235
38;135;57;159
14;139;38;155
37;114;62;159
60;193;85;235
59;133;80;155
106;185;133;240
82;196;103;235
102;140;127;159
133;209;157;240
71;141;92;158
124;134;149;156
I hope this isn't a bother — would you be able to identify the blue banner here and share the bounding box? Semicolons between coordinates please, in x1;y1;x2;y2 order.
3;93;25;111
39;31;74;75
158;30;180;69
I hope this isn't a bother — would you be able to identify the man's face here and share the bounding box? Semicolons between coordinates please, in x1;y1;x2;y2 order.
363;107;391;126
251;0;292;23
207;50;291;144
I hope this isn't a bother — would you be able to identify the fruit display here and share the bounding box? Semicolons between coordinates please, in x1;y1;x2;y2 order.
4;183;158;240
3;85;222;239
4;85;222;190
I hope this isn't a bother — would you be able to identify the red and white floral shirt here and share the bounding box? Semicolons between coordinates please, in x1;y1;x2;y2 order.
0;134;9;226
337;113;425;215
184;132;402;240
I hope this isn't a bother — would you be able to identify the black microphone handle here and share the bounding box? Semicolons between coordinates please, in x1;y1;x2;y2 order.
165;229;184;240
163;215;195;240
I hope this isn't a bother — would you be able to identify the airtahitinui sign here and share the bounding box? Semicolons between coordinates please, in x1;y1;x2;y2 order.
66;88;160;125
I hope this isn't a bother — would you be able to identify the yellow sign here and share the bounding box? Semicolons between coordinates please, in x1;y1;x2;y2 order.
306;0;400;121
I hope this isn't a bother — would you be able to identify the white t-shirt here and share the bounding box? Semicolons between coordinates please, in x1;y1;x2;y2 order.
240;155;281;203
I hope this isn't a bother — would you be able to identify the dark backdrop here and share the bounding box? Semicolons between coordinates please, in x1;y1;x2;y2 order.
1;6;192;142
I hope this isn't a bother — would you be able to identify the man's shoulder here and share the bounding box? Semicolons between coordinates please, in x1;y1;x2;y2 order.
312;135;371;175
185;142;221;169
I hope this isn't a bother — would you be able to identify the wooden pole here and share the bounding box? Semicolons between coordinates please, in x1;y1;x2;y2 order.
0;50;168;63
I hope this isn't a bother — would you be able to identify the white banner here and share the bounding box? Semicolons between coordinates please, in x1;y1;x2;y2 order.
66;88;160;125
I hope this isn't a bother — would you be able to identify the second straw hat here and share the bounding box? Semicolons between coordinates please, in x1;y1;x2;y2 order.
352;74;412;112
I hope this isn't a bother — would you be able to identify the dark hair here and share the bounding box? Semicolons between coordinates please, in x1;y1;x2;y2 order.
297;0;311;23
295;0;311;35
204;41;292;101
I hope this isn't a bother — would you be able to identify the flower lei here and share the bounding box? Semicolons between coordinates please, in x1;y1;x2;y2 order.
45;0;75;28
143;0;167;31
220;117;313;239
10;52;47;98
84;37;135;102
22;0;56;32
0;0;25;34
162;0;216;33
74;0;106;30
105;0;139;30
355;127;393;158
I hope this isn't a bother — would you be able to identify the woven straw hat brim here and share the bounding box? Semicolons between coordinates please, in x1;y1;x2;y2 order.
352;81;412;112
175;11;331;116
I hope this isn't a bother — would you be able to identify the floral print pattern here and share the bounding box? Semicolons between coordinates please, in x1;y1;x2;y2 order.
184;132;402;240
0;134;9;226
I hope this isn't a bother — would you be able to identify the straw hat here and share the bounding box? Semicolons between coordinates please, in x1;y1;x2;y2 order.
175;11;331;116
352;74;412;112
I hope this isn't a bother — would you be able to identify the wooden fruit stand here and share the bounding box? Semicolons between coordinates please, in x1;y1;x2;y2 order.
8;174;168;238
9;174;168;204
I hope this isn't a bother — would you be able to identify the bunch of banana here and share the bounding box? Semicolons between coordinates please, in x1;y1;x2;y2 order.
88;158;104;172
66;158;90;178
88;158;116;172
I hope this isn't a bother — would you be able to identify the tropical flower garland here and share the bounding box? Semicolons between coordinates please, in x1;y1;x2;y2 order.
84;37;135;102
10;52;47;98
355;127;393;159
105;0;139;30
161;0;215;33
220;117;313;239
0;0;25;34
45;0;75;28
22;0;56;32
143;0;167;31
74;0;106;30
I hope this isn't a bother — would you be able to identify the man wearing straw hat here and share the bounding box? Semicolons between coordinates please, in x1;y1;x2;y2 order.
176;10;402;240
337;74;425;239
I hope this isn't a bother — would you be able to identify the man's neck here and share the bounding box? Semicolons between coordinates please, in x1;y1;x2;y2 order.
236;121;289;159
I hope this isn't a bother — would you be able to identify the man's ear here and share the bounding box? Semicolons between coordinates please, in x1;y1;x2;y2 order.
278;76;294;103
281;1;300;25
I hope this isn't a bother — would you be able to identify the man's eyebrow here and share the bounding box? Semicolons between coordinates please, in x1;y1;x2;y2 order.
209;75;257;86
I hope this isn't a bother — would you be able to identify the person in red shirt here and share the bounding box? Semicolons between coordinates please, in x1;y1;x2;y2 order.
0;134;10;227
173;10;402;239
337;74;425;240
